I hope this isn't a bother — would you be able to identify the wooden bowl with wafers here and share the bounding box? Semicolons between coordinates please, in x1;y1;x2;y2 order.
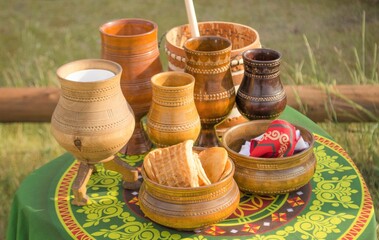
138;140;240;231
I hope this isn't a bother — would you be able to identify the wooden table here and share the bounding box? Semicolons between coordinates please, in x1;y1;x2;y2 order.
6;107;377;239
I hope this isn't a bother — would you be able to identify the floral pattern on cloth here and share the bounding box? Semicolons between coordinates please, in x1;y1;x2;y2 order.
53;134;374;240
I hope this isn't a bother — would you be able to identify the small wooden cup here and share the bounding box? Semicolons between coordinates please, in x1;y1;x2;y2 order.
146;72;201;147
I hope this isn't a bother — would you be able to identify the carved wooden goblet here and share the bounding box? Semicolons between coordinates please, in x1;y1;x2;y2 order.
51;59;139;206
146;72;201;147
100;18;163;155
184;36;235;147
236;48;287;120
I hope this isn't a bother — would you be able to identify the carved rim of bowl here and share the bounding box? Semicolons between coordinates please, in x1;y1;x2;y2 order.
140;158;235;195
242;48;281;66
165;21;260;52
99;18;157;38
183;36;232;56
151;72;194;90
222;120;315;166
56;58;122;84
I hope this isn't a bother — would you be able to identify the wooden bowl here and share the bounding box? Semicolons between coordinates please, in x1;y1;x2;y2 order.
222;120;316;195
138;158;240;231
165;21;261;86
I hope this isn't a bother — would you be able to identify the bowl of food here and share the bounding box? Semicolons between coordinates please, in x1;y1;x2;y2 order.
222;120;316;195
138;140;240;231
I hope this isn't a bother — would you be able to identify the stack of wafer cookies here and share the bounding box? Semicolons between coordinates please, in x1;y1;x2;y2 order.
143;140;232;187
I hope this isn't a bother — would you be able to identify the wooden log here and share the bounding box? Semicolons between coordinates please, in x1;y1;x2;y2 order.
0;85;378;122
285;85;379;122
0;87;59;122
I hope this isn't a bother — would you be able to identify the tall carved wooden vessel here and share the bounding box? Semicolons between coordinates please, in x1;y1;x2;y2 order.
236;48;287;120
146;72;201;147
184;36;235;147
100;18;163;154
51;59;138;206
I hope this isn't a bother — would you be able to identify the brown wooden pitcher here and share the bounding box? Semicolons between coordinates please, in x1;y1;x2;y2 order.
236;48;287;120
51;59;139;206
184;36;235;147
100;18;163;155
146;72;201;147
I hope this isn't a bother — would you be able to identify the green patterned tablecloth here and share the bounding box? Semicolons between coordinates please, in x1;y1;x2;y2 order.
7;107;377;240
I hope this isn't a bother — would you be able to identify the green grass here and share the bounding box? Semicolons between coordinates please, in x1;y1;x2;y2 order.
0;124;64;231
0;0;378;239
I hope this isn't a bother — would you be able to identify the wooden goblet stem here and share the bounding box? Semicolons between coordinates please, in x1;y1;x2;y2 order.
196;125;220;148
103;155;141;190
72;163;95;206
119;126;152;155
71;155;140;206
